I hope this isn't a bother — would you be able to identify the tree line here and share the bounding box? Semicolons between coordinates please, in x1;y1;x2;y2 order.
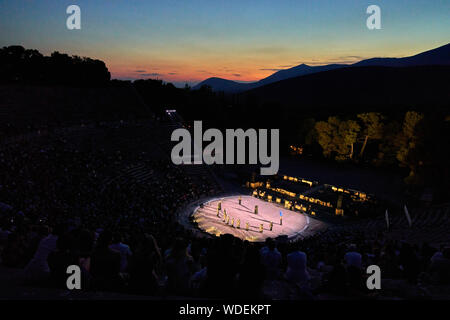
0;46;110;85
294;111;450;201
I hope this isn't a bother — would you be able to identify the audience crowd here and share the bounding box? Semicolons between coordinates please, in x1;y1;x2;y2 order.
0;131;449;300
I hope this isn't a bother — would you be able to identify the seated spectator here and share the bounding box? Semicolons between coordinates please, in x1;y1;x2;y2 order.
128;234;159;295
399;242;420;284
346;266;365;294
109;232;132;273
237;245;264;299
190;264;208;293
1;232;27;268
0;225;11;245
429;247;450;284
284;251;309;287
75;229;95;273
165;238;193;295
48;233;77;288
205;234;239;298
326;264;348;294
24;223;65;284
90;230;124;291
344;244;362;270
260;238;281;280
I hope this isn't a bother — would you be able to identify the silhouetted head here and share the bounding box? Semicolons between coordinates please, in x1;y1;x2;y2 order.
56;233;72;251
443;247;450;259
172;238;188;258
96;230;113;249
265;237;275;250
112;232;122;244
244;245;260;265
50;221;68;237
78;229;94;254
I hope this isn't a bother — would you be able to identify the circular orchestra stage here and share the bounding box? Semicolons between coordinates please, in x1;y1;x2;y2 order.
192;195;310;242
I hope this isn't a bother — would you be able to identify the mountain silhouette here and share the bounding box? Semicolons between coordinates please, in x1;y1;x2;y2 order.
353;43;450;67
193;43;450;93
192;77;247;93
238;65;450;111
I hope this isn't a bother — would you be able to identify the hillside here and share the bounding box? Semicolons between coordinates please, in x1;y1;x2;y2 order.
0;84;151;134
238;65;450;111
193;43;450;93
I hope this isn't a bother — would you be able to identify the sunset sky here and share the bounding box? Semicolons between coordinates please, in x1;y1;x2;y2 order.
1;0;449;86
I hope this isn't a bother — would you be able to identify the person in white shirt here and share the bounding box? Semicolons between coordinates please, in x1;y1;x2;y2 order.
109;233;132;273
24;224;65;282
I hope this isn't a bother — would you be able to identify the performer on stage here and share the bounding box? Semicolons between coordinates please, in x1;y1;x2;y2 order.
231;218;234;227
218;201;222;211
237;219;240;229
270;221;273;231
254;205;258;215
259;224;263;233
238;196;242;205
246;222;249;231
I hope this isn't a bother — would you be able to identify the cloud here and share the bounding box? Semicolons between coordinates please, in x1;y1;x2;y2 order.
259;65;292;72
232;73;241;77
135;70;147;73
339;55;363;60
301;56;365;65
141;73;162;77
168;72;178;75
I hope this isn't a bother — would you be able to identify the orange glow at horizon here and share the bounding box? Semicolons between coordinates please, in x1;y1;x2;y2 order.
102;42;432;84
106;54;367;84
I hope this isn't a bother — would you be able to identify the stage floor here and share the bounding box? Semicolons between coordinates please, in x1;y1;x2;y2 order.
192;195;309;242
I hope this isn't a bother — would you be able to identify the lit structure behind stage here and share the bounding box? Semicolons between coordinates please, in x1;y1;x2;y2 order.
192;195;310;242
